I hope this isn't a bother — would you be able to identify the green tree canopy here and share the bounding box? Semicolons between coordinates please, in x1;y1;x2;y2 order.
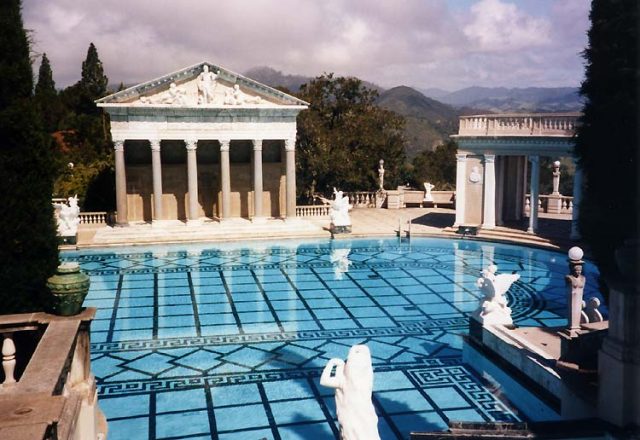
0;0;59;312
574;0;638;278
410;140;457;190
296;74;406;201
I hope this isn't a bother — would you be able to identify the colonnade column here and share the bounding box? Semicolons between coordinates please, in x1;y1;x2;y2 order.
252;139;264;220
527;155;540;234
114;140;128;226
482;154;496;229
220;139;231;220
285;138;296;219
185;139;199;223
570;158;583;240
150;140;163;222
454;153;467;227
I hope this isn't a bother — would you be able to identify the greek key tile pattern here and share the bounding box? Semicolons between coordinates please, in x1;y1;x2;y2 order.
62;237;601;440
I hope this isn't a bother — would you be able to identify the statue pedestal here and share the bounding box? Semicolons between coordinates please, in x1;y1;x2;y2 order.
547;195;563;214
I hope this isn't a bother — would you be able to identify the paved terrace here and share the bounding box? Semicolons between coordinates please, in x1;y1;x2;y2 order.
76;208;576;251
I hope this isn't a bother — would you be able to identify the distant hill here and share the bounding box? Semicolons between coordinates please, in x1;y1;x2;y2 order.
421;86;583;113
243;66;311;93
244;66;384;94
376;86;460;157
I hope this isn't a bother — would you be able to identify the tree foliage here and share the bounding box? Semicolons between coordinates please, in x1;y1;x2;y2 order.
296;74;407;201
409;140;457;190
574;0;639;278
35;53;62;133
0;0;59;312
54;43;114;209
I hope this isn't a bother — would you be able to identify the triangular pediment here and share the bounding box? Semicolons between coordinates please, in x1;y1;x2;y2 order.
96;62;308;108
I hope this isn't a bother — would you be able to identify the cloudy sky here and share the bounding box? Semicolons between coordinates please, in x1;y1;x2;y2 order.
23;0;591;91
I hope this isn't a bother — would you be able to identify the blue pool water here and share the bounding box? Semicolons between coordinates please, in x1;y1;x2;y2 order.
62;237;601;440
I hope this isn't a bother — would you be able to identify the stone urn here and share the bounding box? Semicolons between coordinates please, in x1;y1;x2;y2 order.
46;262;90;316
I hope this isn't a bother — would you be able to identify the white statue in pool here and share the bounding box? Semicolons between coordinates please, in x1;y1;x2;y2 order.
473;264;520;326
318;188;352;233
320;345;380;440
54;195;80;236
330;247;352;279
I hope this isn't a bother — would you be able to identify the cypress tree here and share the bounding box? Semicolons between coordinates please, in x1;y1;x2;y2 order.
77;43;108;115
35;53;60;133
0;0;59;313
574;0;639;278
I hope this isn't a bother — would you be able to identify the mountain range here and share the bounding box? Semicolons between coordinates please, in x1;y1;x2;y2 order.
244;66;583;157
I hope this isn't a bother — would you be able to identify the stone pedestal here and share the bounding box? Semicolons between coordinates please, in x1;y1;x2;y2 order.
546;195;563;214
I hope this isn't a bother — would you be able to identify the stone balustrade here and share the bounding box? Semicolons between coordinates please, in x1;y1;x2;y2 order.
296;205;331;217
78;211;112;225
525;194;573;216
0;310;106;439
458;113;580;137
346;192;376;208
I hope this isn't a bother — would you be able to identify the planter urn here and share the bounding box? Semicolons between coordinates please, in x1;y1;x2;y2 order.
46;262;90;316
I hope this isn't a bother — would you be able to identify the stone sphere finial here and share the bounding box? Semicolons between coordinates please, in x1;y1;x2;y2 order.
568;246;584;262
553;160;561;168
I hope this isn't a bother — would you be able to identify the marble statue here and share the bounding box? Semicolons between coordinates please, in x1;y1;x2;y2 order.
565;247;586;336
318;188;352;234
423;182;435;202
54;195;81;237
197;65;217;104
330;247;351;279
222;84;262;105
473;264;520;325
162;83;187;105
320;345;380;440
552;160;561;195
378;159;385;190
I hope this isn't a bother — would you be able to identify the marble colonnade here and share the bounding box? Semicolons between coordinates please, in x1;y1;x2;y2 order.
453;152;583;235
113;137;296;225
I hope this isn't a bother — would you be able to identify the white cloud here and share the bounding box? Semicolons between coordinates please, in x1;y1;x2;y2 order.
463;0;552;51
22;0;587;90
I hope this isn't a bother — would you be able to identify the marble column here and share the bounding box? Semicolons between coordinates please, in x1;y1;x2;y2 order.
285;138;296;219
185;139;199;223
495;156;505;226
454;154;467;227
482;154;496;229
150;140;163;222
114;140;128;226
220;139;231;220
527;155;540;234
252;139;264;220
570;158;583;240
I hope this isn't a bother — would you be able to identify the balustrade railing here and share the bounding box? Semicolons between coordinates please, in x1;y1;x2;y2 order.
346;192;376;208
296;205;331;217
457;113;580;137
0;310;106;439
79;211;111;225
524;194;573;215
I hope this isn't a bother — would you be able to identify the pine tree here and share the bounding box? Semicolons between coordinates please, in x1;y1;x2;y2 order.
35;53;60;133
0;0;59;313
574;0;639;278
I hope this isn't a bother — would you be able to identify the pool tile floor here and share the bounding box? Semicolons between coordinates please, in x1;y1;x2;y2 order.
63;238;602;439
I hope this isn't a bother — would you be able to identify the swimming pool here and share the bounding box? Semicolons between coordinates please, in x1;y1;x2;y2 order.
62;237;601;439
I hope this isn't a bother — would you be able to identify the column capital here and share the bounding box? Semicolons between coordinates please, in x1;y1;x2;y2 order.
252;139;263;151
484;154;496;163
113;140;125;152
529;155;540;164
284;138;295;152
185;139;198;151
456;153;467;162
150;140;161;152
219;139;230;152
